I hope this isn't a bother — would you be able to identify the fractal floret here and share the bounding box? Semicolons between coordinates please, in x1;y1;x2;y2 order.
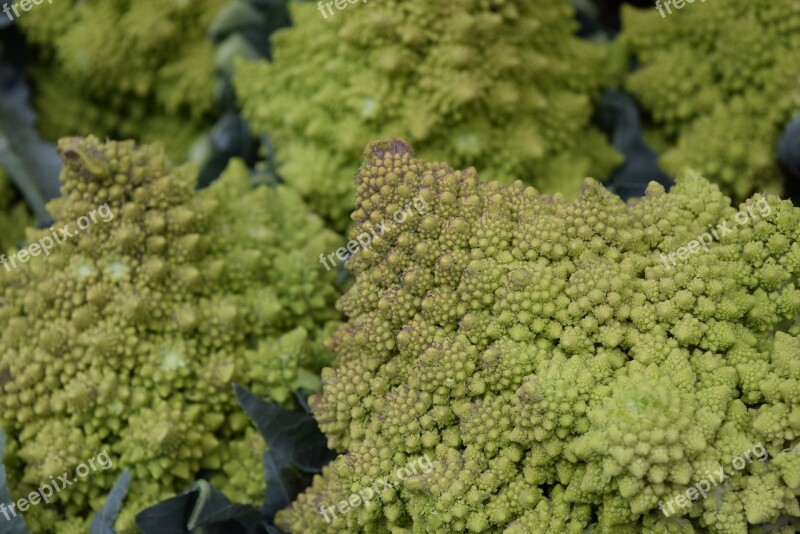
234;0;622;228
0;137;342;532
17;0;223;161
277;139;800;532
620;0;800;200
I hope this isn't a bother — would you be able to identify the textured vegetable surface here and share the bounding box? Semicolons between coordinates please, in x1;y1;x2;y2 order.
621;0;800;200
18;0;223;161
277;139;800;533
235;0;622;228
0;136;342;532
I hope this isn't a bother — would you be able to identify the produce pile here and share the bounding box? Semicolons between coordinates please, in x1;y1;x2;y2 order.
0;0;797;533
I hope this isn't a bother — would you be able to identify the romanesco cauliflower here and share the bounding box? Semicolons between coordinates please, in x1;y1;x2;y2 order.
620;0;800;200
18;0;223;161
0;136;342;532
234;0;622;228
277;139;800;533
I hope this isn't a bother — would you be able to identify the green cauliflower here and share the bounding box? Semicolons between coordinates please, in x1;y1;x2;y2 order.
234;0;622;229
0;136;342;532
620;0;800;200
18;0;223;162
277;139;800;533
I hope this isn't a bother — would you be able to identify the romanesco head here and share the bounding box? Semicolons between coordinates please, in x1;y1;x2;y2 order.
18;0;223;161
620;0;800;200
277;139;800;533
234;0;622;228
0;136;342;532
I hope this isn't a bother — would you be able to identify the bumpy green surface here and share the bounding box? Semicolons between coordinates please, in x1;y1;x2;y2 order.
235;0;622;228
278;140;800;533
0;169;32;253
18;0;222;162
621;1;800;200
0;137;342;532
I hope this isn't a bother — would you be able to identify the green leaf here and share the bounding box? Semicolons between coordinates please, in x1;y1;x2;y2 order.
215;34;261;78
0;428;32;534
135;480;276;534
190;113;262;189
132;366;332;533
0;80;61;225
209;0;265;42
90;469;131;534
233;384;336;520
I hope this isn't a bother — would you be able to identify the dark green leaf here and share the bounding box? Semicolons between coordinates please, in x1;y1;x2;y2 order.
260;448;302;521
135;490;195;534
90;469;131;534
136;480;276;534
215;34;261;78
0;80;61;225
186;481;270;532
778;116;800;203
209;1;265;43
233;385;336;520
234;385;335;474
191;113;261;189
597;89;672;200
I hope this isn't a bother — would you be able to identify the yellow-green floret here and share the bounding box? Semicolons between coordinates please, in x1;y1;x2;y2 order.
0;136;342;532
277;139;800;533
234;0;622;228
18;0;223;161
620;0;800;200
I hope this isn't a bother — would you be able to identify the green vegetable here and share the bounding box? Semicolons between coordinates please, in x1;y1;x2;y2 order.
234;0;623;229
18;0;223;162
0;136;342;532
620;0;800;200
278;139;800;533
